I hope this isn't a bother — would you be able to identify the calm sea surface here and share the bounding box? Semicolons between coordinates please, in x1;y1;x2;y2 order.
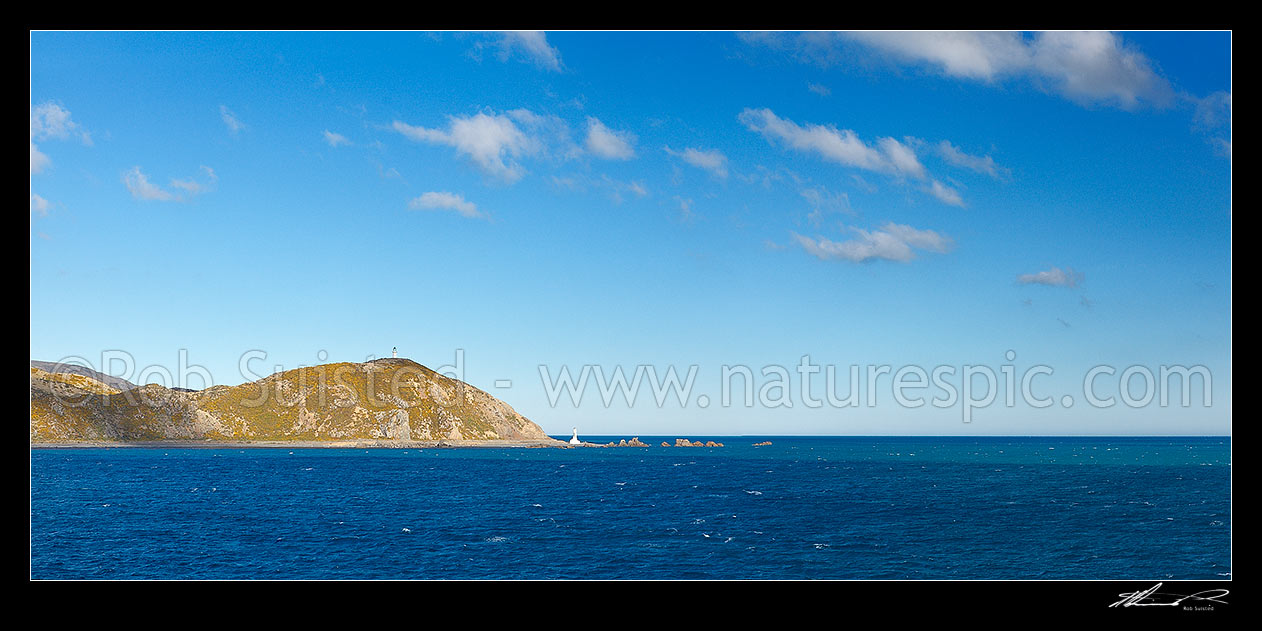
30;436;1231;579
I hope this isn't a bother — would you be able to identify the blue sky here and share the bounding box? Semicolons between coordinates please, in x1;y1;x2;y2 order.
30;31;1231;436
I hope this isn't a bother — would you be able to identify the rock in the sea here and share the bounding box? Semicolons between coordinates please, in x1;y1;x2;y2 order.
671;438;718;447
753;441;773;446
661;441;671;447
604;437;651;447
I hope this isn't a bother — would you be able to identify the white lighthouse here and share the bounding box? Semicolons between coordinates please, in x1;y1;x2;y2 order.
569;427;581;445
392;346;398;358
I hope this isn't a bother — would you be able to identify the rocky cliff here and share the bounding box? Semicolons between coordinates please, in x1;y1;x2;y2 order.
30;358;550;443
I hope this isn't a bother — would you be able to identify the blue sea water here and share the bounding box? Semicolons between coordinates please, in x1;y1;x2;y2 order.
30;436;1230;580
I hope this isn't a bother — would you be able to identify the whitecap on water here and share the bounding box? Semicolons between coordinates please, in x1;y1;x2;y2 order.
744;490;762;495
485;536;509;543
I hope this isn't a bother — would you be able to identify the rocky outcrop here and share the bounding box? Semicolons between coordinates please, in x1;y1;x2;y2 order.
601;437;652;447
672;438;722;447
753;441;773;446
30;358;550;443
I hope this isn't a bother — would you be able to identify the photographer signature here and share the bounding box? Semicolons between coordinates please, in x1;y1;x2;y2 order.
1110;583;1229;608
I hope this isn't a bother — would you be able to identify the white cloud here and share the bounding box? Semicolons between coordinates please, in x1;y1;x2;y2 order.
738;108;925;179
846;31;1032;81
549;173;648;203
30;102;90;174
30;102;89;143
744;31;1173;109
392;120;451;144
496;31;563;72
882;223;954;253
323;130;351;147
801;186;851;224
1017;266;1083;287
937;141;1005;178
584;117;636;160
927;180;965;207
169;179;204;194
664;146;729;178
220;105;245;134
738;108;976;206
169;166;217;196
1194;91;1231;159
844;31;1173;109
794;222;953;263
549;175;583;192
878;137;926;179
674;196;697;223
393;112;537;182
1029;31;1173;109
30;193;50;215
1213;138;1231;159
600;174;648;203
30;142;50;174
507;108;583;160
408;191;486;219
1194;90;1232;128
123;166;178;201
807;82;831;97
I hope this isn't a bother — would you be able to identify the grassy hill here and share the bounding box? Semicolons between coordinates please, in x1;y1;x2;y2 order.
30;358;549;443
30;360;137;392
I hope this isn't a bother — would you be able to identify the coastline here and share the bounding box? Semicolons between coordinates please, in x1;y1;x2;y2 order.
30;438;572;450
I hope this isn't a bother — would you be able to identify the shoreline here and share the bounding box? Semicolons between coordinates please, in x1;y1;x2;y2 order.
30;438;573;450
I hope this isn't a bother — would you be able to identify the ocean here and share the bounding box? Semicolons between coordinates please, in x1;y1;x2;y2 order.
29;436;1231;580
